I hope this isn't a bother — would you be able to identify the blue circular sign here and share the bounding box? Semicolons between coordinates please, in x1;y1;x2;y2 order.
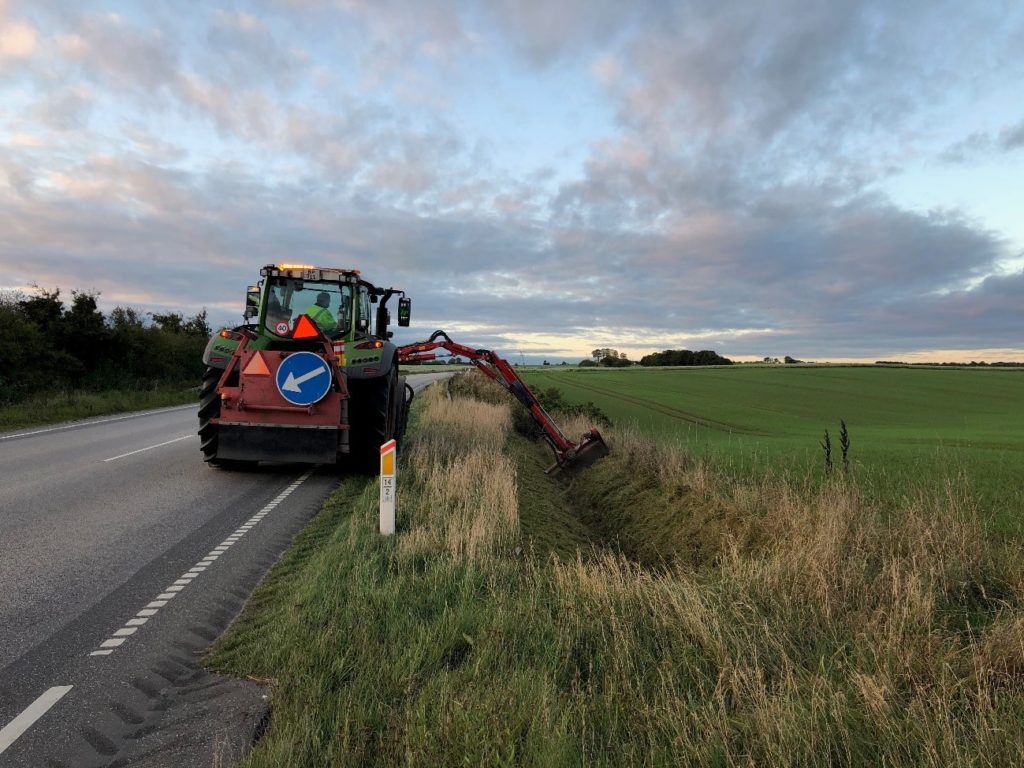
275;351;333;406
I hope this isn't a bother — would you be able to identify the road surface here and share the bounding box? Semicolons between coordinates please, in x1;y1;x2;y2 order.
0;372;450;767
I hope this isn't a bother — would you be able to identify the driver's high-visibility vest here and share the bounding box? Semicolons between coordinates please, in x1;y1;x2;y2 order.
305;304;334;329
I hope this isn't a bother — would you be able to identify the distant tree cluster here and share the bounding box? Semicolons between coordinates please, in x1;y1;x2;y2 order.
589;348;633;367
639;349;733;367
0;287;211;404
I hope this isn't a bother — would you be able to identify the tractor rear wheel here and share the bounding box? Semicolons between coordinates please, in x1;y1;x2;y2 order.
198;366;223;465
349;367;399;472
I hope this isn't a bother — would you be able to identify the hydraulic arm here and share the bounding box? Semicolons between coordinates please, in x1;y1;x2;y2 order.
398;330;608;473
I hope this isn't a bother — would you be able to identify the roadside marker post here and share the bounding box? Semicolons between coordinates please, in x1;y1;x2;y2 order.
380;439;397;535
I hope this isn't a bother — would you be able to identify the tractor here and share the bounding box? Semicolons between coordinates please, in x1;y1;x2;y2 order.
198;263;413;469
200;263;608;476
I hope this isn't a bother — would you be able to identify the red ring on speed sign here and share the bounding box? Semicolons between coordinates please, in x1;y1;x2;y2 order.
275;321;290;335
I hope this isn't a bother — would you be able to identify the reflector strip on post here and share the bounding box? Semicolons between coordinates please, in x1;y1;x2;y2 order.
380;439;396;535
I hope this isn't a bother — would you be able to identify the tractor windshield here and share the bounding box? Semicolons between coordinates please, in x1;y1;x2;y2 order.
264;277;353;338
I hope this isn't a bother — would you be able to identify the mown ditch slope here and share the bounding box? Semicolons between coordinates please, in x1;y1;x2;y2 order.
208;372;1024;768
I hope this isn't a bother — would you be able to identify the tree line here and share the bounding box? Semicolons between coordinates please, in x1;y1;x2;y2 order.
638;349;733;366
579;347;733;367
0;288;211;404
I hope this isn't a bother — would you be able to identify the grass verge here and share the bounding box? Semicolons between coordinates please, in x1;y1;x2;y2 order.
0;386;197;431
208;374;1024;767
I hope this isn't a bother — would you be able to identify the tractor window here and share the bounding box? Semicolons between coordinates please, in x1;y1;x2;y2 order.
264;278;353;338
356;286;372;335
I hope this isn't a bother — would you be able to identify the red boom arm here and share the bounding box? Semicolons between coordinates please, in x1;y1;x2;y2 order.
398;330;607;473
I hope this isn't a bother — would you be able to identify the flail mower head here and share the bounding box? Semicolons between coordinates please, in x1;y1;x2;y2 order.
546;427;609;477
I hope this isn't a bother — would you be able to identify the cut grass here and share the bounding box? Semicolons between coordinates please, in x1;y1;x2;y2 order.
209;374;1024;767
0;385;198;431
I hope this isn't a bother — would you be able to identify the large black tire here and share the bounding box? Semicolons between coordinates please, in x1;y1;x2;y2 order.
198;366;253;470
198;366;222;465
349;367;400;473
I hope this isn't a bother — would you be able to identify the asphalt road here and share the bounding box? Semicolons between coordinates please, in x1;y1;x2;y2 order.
0;372;450;767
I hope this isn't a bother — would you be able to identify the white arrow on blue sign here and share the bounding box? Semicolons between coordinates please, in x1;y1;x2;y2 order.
275;351;333;406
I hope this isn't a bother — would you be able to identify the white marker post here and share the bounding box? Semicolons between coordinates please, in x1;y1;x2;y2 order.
379;439;397;535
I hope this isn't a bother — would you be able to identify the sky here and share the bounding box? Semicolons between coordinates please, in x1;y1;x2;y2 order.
1;0;1022;363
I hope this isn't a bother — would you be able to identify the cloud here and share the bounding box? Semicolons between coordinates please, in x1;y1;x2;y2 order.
8;132;44;148
0;19;36;60
940;118;1024;162
484;0;642;66
998;119;1024;150
55;13;179;96
1;0;1022;362
0;0;38;65
1;146;1016;359
27;84;95;132
204;9;307;90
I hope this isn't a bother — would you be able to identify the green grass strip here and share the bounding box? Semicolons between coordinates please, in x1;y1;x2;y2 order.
0;386;198;431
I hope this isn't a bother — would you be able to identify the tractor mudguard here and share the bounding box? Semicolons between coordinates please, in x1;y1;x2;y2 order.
203;333;240;369
203;326;253;369
343;342;398;380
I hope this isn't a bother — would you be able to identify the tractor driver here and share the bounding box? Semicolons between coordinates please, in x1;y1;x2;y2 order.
304;291;336;332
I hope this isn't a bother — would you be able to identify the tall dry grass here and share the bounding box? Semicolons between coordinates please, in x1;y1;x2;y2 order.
215;370;1024;767
399;384;518;562
537;413;1024;766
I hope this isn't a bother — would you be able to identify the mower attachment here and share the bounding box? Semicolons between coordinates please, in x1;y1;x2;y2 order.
398;330;609;474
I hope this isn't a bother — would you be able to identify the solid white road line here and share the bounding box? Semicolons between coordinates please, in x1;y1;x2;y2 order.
0;686;73;755
102;434;193;462
0;404;197;442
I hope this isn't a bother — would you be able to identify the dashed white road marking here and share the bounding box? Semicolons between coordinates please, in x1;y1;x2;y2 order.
0;686;74;755
102;435;193;462
87;469;315;657
0;404;196;442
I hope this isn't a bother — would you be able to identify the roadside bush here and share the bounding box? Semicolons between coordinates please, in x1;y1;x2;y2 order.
0;287;209;404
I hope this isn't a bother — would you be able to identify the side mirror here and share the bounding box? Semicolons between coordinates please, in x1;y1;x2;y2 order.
398;297;411;327
244;286;260;319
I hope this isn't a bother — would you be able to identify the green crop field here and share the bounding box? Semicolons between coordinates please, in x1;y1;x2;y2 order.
522;365;1024;534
